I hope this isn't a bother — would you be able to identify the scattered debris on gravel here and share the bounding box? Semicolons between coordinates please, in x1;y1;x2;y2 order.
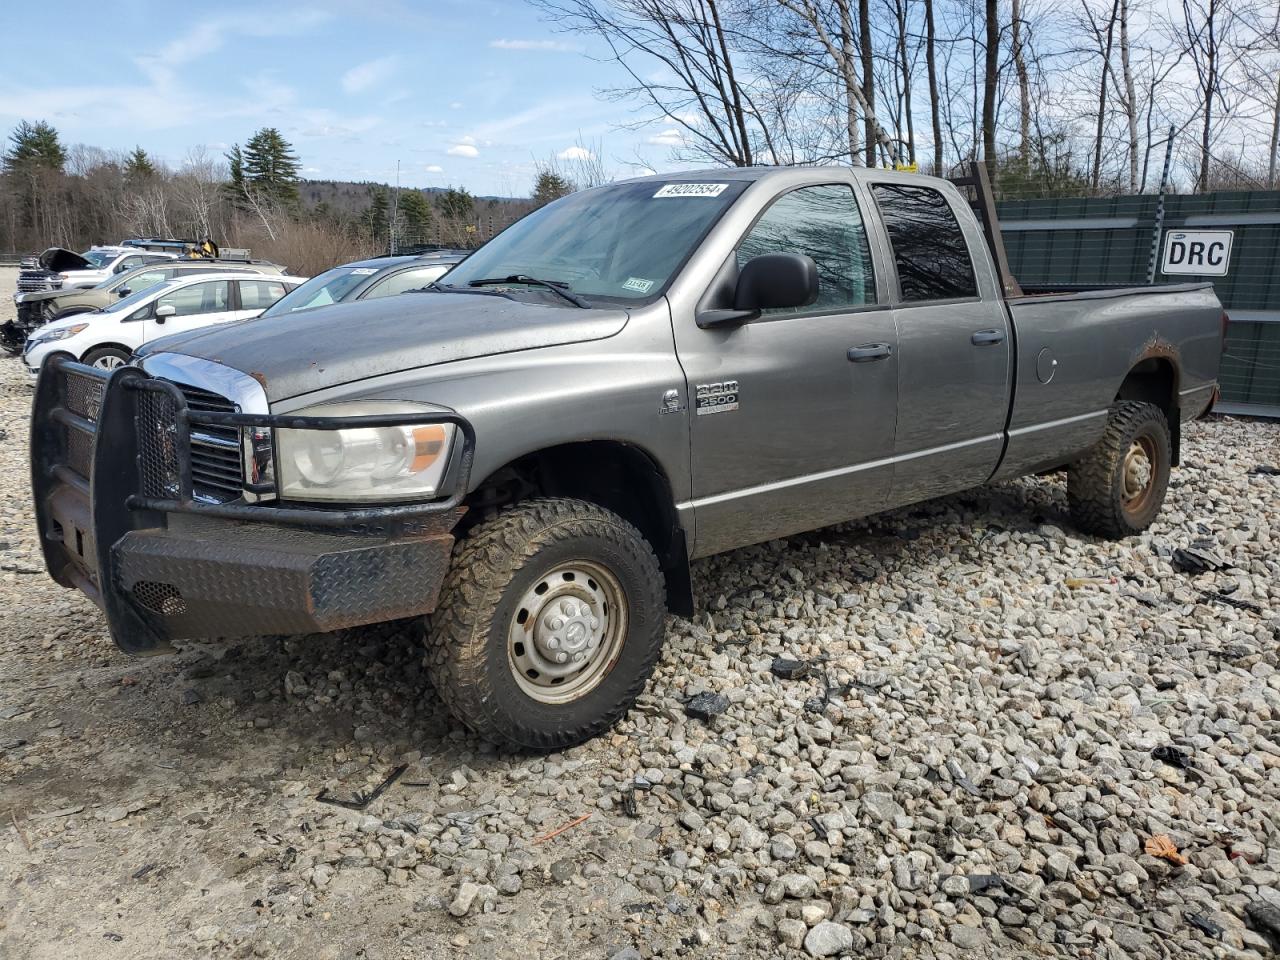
1;291;1278;955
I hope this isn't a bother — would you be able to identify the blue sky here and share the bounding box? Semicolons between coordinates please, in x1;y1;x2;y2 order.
0;0;686;196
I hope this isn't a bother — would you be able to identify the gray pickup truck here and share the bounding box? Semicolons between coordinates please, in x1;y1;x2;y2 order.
30;166;1223;750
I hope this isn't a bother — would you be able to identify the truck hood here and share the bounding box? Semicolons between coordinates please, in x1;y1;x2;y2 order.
137;291;630;401
37;247;93;272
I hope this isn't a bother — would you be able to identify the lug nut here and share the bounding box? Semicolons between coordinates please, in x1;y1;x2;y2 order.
555;652;568;663
547;637;561;650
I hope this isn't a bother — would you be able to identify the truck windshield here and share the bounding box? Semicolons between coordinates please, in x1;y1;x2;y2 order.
82;250;116;267
439;180;749;303
259;266;376;317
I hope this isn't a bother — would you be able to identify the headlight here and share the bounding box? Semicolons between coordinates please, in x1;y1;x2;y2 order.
30;323;89;345
275;401;455;503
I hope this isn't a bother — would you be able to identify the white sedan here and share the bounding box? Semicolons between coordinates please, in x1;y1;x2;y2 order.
23;272;306;373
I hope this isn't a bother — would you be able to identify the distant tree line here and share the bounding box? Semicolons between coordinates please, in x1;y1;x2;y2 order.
0;123;531;271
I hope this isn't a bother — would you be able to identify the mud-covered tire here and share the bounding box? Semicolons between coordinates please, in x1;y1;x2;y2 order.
425;497;666;750
1068;401;1171;539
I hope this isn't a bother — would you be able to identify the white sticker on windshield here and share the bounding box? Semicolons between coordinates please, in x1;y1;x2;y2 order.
622;276;655;293
349;268;378;275
653;183;729;198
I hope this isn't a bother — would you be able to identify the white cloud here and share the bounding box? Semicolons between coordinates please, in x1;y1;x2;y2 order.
342;55;399;95
424;164;444;173
135;11;331;86
449;101;463;110
489;39;581;52
647;128;687;147
447;143;479;158
557;145;594;161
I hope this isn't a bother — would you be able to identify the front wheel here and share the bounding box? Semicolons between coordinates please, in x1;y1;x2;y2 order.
425;498;666;750
1068;401;1171;539
82;346;131;370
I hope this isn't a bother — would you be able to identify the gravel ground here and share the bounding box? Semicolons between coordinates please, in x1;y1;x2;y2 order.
2;265;1279;959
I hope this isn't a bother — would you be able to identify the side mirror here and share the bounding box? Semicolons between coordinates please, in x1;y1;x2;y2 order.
116;287;131;298
735;253;819;311
697;252;819;328
155;303;176;323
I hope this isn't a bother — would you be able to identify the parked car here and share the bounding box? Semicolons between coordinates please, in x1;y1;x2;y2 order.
258;251;464;318
3;259;286;356
23;272;304;371
30;167;1223;751
16;246;177;294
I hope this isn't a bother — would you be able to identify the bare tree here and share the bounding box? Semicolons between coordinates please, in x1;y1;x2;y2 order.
1011;0;1033;165
769;0;899;161
981;0;999;174
534;0;775;166
924;0;944;172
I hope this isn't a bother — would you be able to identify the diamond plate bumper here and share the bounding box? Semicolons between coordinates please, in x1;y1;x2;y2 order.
31;356;470;655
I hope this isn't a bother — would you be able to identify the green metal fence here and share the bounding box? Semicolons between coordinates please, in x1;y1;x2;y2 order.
997;191;1280;417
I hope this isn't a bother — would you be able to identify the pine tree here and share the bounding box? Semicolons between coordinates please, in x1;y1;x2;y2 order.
436;187;474;221
532;170;573;207
240;128;301;205
3;120;66;173
124;146;156;181
399;190;433;243
367;187;390;242
225;144;246;207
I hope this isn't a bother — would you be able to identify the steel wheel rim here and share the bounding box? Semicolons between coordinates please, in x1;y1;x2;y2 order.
91;354;125;370
1121;435;1157;513
508;559;627;704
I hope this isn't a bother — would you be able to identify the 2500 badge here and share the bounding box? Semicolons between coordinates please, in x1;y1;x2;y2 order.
695;380;739;416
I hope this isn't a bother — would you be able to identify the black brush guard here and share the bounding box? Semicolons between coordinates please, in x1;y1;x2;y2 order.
31;355;474;655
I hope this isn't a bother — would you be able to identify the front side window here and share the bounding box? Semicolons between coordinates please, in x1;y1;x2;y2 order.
238;279;290;310
363;265;452;300
871;183;978;302
122;270;168;295
737;184;876;315
156;281;230;317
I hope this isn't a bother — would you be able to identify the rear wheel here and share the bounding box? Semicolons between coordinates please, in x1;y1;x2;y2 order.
425;497;666;750
82;346;131;370
1068;401;1171;538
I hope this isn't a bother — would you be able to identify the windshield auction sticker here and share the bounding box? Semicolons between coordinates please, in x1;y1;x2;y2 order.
653;183;729;198
622;277;655;293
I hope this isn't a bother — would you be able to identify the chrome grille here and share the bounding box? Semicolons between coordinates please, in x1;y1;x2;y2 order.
18;272;59;293
175;383;245;503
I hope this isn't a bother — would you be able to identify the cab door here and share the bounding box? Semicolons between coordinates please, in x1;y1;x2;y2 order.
673;182;899;557
144;280;236;342
870;181;1012;506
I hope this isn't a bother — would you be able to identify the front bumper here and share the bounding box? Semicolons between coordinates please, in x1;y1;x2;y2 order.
31;357;474;655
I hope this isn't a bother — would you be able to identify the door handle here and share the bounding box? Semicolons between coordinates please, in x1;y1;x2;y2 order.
847;342;893;362
971;328;1006;346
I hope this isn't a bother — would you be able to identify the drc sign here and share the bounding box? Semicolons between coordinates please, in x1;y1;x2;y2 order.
1161;230;1233;277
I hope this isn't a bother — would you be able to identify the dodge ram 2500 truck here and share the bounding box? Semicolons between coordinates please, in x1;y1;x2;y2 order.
30;166;1223;750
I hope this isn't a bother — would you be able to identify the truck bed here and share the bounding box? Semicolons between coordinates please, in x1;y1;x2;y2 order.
991;281;1222;481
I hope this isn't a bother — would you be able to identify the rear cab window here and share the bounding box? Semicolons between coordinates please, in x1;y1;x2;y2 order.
871;183;978;302
738;183;876;316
